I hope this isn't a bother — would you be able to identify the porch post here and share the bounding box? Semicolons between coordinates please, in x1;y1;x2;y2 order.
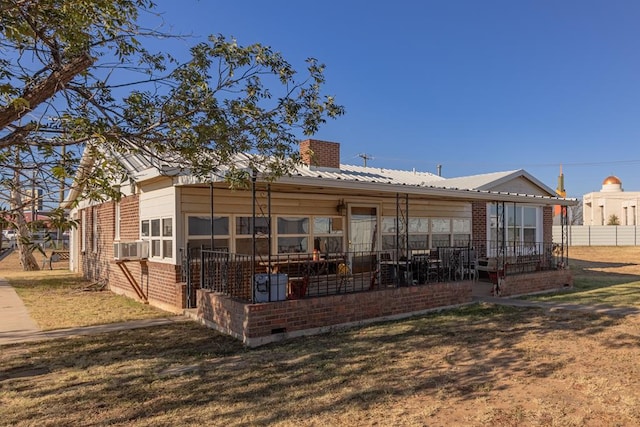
209;180;214;251
405;193;409;277
267;183;272;274
561;204;569;267
251;170;257;301
395;193;399;286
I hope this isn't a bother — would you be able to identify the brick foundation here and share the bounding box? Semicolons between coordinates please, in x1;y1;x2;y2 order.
196;281;473;346
497;269;573;297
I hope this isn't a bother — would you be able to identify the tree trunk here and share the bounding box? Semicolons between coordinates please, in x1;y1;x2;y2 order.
17;239;40;271
9;159;40;271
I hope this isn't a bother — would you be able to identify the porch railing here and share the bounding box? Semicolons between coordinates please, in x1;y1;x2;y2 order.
187;241;564;303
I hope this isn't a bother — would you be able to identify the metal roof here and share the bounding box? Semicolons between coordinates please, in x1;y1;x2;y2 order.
65;148;579;207
292;163;445;186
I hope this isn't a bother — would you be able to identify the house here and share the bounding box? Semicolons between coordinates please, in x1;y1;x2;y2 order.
63;139;576;346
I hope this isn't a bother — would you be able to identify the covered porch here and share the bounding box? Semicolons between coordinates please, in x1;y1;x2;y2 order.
178;163;574;344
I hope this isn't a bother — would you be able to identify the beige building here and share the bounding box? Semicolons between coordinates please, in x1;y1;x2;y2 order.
584;176;640;226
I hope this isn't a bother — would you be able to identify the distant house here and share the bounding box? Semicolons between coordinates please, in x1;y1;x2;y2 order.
63;139;576;345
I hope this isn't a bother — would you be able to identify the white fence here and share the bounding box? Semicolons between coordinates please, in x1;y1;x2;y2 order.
552;225;640;246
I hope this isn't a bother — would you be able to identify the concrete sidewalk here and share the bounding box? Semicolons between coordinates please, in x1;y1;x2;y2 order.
0;278;40;344
474;295;640;317
0;277;188;346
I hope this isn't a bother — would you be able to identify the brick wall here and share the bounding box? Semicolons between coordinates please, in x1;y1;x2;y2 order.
498;269;573;297
197;281;473;346
78;194;185;314
543;206;553;244
79;202;114;282
299;139;340;168
472;201;487;244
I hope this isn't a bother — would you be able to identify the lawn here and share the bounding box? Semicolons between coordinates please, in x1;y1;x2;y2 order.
527;246;640;306
1;247;640;425
0;251;171;330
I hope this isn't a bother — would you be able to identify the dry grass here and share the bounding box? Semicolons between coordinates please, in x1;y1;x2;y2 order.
1;304;639;426
528;246;640;306
0;251;170;330
2;247;640;425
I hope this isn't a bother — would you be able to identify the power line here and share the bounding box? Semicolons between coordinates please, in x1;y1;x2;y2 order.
370;155;640;169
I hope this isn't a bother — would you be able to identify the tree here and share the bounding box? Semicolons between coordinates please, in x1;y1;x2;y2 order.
607;214;620;226
0;0;344;270
569;199;583;225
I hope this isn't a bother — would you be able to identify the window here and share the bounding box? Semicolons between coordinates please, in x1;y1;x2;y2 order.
313;217;343;254
151;219;160;257
277;217;309;254
162;218;173;258
489;203;541;248
235;216;269;256
452;218;471;246
187;215;229;250
381;217;429;252
141;217;173;259
431;218;451;248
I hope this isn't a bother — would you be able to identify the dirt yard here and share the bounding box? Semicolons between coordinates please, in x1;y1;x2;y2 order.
1;246;640;426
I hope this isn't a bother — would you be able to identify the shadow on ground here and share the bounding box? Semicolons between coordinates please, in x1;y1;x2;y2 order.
0;303;631;426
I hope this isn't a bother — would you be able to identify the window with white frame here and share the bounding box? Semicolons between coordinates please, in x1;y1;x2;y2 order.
431;218;451;248
489;204;541;246
141;217;173;259
313;217;343;254
452;218;471;246
187;215;230;250
277;217;309;254
235;216;270;256
381;217;429;251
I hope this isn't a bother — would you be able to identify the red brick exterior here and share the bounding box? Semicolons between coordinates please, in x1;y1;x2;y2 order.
299;139;340;168
77;194;185;314
543;205;553;245
498;269;573;297
472;201;487;247
197;281;473;346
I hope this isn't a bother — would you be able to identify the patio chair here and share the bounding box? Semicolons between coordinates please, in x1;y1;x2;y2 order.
460;249;477;281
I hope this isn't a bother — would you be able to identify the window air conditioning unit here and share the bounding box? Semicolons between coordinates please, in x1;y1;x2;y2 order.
114;241;149;260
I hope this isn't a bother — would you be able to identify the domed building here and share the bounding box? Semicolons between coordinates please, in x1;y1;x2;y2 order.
583;176;640;225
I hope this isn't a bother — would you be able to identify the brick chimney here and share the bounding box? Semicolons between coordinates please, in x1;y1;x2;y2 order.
299;139;340;169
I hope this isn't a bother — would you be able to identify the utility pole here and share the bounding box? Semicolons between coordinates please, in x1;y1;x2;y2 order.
358;153;373;167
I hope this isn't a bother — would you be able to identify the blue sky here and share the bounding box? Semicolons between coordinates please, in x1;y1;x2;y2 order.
144;0;640;198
